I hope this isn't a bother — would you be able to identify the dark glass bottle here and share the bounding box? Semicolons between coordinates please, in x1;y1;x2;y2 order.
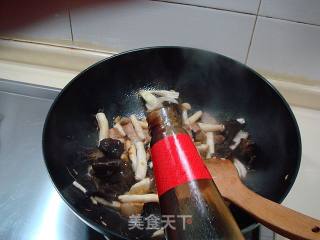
147;103;244;240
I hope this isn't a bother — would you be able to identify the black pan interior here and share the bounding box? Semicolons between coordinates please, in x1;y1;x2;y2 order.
43;47;301;239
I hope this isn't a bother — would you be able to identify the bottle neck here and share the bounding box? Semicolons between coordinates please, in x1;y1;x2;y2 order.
147;103;186;146
147;103;213;197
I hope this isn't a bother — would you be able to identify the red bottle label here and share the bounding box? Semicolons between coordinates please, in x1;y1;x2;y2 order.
151;133;212;196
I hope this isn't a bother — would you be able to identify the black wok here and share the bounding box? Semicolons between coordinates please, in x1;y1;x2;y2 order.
43;47;301;239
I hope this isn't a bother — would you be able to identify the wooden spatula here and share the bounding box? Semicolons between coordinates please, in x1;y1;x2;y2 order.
205;158;320;240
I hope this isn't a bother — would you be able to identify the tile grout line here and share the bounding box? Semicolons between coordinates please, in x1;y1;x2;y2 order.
150;0;256;16
68;9;74;42
245;0;262;64
0;37;116;55
151;0;320;28
259;15;320;28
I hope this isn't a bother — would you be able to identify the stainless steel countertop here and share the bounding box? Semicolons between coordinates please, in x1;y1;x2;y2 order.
0;80;106;240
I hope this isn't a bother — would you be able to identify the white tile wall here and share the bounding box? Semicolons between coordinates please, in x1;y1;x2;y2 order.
282;106;320;219
247;17;320;82
260;0;320;26
0;0;319;87
155;0;260;14
275;106;320;239
0;10;72;44
70;1;255;62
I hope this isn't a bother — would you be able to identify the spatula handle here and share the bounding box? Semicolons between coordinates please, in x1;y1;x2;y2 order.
228;182;320;240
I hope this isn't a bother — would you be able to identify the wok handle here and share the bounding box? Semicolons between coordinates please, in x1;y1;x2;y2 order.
227;181;320;240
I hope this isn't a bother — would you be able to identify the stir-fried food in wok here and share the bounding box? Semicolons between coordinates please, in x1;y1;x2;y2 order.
68;90;256;237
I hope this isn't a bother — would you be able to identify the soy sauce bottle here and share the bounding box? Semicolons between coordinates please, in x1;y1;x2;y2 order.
147;103;244;240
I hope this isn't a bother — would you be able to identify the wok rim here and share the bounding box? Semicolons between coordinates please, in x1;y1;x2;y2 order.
42;46;302;238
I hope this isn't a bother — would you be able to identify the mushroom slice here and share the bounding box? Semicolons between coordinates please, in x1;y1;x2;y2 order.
90;196;98;205
229;130;248;150
156;97;178;104
128;178;151;194
181;102;191;110
118;194;159;203
93;196;121;209
139;90;179;111
181;103;192;125
122;122;139;141
236;118;246;124
114;122;126;137
113;116;121;124
198;123;225;132
139;120;148;129
139;90;162;111
151;228;165;238
96;112;109;143
149;90;179;99
233;158;247;178
139;90;159;107
187;111;203;125
128;143;137;172
109;128;125;142
72;181;87;194
125;139;132;152
134;141;147;180
182;113;189;125
119;117;131;125
130;114;145;141
206;132;215;159
121;153;129;161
